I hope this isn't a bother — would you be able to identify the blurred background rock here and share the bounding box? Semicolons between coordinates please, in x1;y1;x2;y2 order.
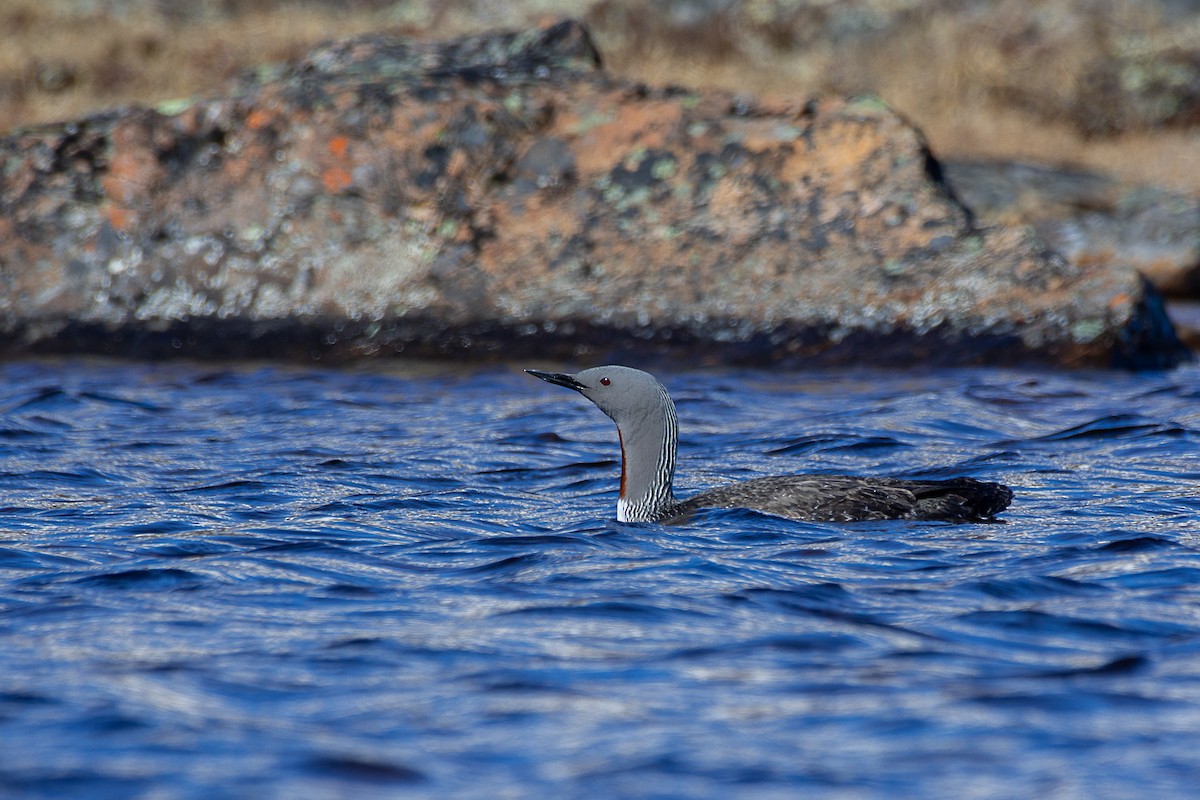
3;0;1197;193
2;0;1197;350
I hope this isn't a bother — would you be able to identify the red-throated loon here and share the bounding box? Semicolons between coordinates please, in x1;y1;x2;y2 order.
526;365;1013;523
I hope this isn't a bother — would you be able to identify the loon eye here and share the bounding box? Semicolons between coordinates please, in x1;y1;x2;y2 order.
600;377;611;386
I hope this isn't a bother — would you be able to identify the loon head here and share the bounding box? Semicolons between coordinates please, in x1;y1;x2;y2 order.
524;365;672;426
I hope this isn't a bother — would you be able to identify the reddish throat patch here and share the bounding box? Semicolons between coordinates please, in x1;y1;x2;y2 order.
618;431;627;499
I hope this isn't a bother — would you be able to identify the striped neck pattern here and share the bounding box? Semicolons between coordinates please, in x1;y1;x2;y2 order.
614;382;678;522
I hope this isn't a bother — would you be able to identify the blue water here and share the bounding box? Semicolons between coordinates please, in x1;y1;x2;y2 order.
1;358;1199;799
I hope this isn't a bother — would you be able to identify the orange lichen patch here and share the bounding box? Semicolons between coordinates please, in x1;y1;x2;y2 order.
1108;293;1131;309
734;118;802;153
702;175;762;245
246;109;274;131
105;204;133;232
328;135;350;159
491;195;566;236
222;148;256;184
565;97;685;175
752;93;810;117
100;138;164;233
322;166;353;193
479;199;584;276
790;120;887;194
99;115;170;225
378;114;445;154
446;149;470;179
103;150;150;207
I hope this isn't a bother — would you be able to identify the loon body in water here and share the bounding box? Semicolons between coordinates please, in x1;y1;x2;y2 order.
526;365;1013;523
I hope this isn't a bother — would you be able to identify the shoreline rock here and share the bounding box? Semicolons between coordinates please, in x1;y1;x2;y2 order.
0;20;1190;369
943;158;1200;354
943;159;1200;298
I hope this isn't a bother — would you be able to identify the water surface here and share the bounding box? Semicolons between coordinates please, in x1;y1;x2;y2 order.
1;359;1199;799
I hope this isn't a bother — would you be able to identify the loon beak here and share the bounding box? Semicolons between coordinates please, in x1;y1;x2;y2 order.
525;369;586;392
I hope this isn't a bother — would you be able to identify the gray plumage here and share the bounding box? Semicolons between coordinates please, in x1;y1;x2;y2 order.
526;365;1012;524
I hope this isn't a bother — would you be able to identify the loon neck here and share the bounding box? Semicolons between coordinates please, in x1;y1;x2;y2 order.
614;392;679;523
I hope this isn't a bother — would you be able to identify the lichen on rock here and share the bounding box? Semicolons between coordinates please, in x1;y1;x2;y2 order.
0;19;1188;368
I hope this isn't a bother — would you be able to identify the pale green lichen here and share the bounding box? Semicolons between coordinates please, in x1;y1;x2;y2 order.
845;95;892;115
155;98;193;116
503;92;525;114
651;157;677;180
1070;319;1105;343
624;186;651;207
568;110;615;135
624;146;648;168
773;124;806;141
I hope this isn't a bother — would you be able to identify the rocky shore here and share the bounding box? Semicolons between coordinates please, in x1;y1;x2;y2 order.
0;20;1191;368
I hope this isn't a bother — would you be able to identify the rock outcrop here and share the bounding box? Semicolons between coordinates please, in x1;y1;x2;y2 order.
943;159;1200;351
0;20;1189;368
943;160;1200;298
